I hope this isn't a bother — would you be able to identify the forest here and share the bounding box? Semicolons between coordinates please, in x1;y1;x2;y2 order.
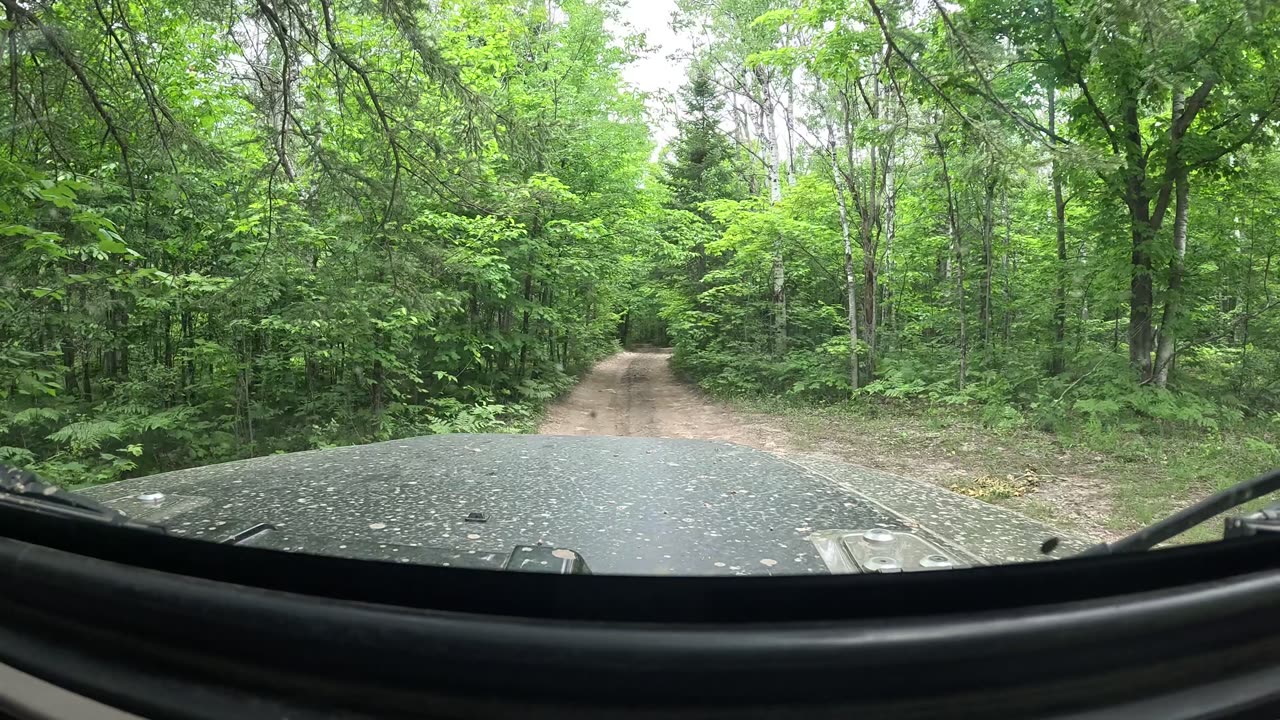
0;0;1277;521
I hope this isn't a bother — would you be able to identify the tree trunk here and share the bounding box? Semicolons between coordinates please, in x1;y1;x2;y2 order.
82;355;92;404
783;77;797;187
105;299;118;379
731;73;757;195
754;65;786;355
1154;92;1189;388
239;340;254;447
770;256;786;355
162;311;173;369
935;133;967;390
1120;94;1156;380
1001;189;1013;344
883;164;897;337
839;81;879;377
829;132;858;392
181;308;195;396
1049;84;1068;375
518;272;533;379
980;174;996;353
859;214;876;376
61;340;78;395
863;68;884;377
1128;206;1156;380
1237;226;1260;390
117;301;129;378
370;358;384;414
6;2;16;161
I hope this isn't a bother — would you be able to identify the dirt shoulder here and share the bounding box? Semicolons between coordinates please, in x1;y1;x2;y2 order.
539;350;1118;542
739;402;1123;541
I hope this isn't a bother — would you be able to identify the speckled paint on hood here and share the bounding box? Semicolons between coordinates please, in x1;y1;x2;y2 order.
80;434;1080;575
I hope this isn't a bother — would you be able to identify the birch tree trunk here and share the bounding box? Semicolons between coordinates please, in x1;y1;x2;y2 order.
830;132;858;391
753;65;786;355
862;68;881;376
883;162;897;337
1001;189;1013;344
1049;83;1068;376
839;79;879;378
783;76;798;187
935;132;967;389
1154;90;1189;388
732;71;758;196
980;173;996;353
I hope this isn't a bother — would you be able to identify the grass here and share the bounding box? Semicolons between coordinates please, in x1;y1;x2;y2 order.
730;395;1280;545
1060;425;1279;544
1012;499;1063;524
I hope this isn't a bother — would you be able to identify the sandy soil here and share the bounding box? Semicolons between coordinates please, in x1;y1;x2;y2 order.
539;349;787;450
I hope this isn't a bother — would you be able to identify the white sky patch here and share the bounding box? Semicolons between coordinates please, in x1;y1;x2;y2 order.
613;0;690;158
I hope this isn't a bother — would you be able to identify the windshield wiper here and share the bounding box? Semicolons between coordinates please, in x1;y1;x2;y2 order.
1078;466;1280;556
0;464;164;531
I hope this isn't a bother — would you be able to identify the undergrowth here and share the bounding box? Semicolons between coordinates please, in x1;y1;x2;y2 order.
678;344;1280;539
1;355;598;488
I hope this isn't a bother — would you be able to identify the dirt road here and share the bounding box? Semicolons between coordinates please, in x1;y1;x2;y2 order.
539;349;786;451
540;350;1109;542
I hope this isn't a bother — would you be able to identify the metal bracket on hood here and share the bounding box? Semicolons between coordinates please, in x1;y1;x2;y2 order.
503;545;592;575
809;529;964;574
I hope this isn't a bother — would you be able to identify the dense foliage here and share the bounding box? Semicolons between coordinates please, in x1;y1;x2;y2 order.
634;0;1280;465
0;0;649;484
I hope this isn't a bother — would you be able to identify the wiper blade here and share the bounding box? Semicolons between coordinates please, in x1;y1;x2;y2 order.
0;464;163;531
1078;466;1280;556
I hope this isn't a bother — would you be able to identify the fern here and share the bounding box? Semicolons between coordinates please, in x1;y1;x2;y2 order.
0;446;35;466
135;406;194;432
10;407;61;426
48;419;125;453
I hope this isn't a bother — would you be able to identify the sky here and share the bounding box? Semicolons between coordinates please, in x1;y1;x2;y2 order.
614;0;690;154
609;1;811;165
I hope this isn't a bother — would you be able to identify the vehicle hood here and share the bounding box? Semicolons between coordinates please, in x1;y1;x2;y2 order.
81;434;1080;575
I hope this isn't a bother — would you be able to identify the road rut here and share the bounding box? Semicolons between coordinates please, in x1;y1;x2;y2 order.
538;349;786;451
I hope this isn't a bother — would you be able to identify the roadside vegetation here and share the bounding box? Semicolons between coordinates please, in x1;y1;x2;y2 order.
1;0;648;485
625;0;1280;539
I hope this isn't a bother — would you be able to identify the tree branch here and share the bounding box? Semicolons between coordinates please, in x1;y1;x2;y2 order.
930;0;1069;145
1052;21;1118;153
319;0;400;228
1189;85;1280;170
1151;79;1217;230
864;0;983;136
3;0;136;196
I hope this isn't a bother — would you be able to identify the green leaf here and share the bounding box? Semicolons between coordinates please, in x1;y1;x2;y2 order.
97;237;129;254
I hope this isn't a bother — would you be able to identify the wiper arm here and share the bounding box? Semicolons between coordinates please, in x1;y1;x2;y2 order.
0;464;163;531
1078;466;1280;556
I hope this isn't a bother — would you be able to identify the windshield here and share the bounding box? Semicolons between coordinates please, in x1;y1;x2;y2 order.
1;0;1278;576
